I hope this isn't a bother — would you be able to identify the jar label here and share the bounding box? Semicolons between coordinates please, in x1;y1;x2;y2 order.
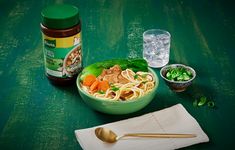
42;32;82;78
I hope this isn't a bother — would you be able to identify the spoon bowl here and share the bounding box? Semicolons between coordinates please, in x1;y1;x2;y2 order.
95;127;197;143
95;127;117;143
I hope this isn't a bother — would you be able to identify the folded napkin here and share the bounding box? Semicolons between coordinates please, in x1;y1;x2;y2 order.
75;104;209;150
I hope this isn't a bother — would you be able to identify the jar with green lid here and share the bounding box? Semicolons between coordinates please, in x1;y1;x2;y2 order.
41;4;82;85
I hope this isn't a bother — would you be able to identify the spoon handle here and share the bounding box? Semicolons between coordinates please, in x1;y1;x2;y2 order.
124;133;196;138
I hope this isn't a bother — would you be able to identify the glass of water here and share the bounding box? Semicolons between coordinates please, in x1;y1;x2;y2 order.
143;29;171;68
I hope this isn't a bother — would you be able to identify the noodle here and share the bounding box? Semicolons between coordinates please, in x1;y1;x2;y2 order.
81;66;155;101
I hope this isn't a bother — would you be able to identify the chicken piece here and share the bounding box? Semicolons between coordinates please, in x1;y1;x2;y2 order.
103;74;119;84
117;74;129;84
98;65;121;78
110;65;122;75
97;65;129;84
97;69;107;80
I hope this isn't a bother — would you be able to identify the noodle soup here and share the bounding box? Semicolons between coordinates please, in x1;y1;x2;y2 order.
63;45;82;77
80;65;155;101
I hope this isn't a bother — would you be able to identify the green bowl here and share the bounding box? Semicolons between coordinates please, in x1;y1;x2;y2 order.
76;68;159;115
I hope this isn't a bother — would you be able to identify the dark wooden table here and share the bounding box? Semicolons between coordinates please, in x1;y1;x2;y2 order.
1;0;235;149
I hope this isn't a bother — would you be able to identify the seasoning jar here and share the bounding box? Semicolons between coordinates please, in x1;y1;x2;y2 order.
41;4;82;85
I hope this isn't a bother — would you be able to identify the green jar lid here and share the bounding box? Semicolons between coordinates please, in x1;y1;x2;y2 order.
41;4;79;29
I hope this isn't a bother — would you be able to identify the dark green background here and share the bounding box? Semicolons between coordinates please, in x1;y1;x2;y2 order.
0;0;235;149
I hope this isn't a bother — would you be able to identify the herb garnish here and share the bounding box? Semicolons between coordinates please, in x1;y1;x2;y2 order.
193;96;215;108
166;67;193;81
197;96;207;106
207;101;215;108
98;91;105;94
111;86;119;91
134;74;138;79
142;81;147;84
141;74;148;78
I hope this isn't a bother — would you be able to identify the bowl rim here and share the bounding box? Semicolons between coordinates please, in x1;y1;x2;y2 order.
160;64;196;84
76;67;159;103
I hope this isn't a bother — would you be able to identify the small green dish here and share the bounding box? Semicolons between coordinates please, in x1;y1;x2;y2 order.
160;64;196;92
76;68;159;115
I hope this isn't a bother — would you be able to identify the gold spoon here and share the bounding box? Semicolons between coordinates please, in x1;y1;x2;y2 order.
95;127;197;143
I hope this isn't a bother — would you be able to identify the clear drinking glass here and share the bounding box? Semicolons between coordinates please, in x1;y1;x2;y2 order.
143;29;171;68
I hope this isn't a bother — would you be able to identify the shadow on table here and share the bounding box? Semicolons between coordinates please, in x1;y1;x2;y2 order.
52;82;80;96
51;82;87;107
176;83;215;102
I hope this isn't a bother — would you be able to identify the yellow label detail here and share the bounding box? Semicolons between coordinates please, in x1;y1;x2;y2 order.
42;32;81;48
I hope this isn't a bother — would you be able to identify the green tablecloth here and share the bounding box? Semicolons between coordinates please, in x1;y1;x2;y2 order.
0;0;235;149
